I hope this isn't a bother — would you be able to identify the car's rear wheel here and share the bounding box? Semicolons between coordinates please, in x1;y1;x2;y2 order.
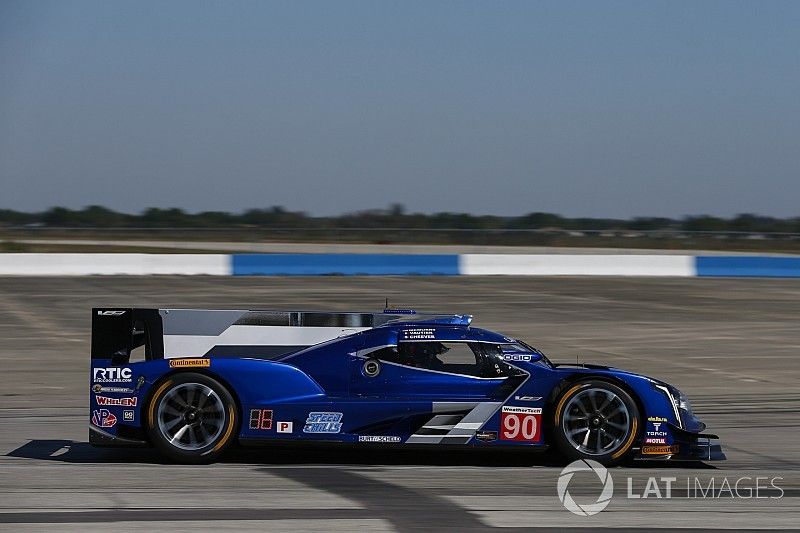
552;380;639;466
146;373;237;463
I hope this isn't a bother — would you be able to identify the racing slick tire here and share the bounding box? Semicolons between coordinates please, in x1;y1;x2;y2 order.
552;380;640;466
146;372;238;463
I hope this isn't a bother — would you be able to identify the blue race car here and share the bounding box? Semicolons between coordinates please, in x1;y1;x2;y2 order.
89;308;725;464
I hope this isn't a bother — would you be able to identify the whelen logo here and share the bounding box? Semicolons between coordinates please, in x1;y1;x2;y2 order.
95;396;137;407
168;358;211;368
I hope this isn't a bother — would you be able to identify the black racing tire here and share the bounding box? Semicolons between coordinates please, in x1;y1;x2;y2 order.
552;379;640;466
146;372;238;464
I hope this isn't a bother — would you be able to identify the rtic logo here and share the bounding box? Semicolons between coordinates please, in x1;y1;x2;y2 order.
97;310;126;316
91;409;117;428
93;367;132;383
95;396;137;407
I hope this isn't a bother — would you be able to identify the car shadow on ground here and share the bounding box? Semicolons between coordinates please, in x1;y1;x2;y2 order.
5;439;716;469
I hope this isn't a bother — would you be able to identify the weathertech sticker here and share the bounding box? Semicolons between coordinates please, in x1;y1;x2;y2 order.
169;358;210;368
476;431;498;442
500;406;542;442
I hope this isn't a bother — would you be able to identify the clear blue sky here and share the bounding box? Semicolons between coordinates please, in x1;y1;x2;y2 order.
1;1;798;217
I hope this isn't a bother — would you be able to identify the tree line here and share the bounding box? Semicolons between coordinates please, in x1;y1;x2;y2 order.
0;205;798;233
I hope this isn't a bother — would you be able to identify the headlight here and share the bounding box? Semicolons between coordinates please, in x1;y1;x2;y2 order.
676;390;693;414
653;383;684;429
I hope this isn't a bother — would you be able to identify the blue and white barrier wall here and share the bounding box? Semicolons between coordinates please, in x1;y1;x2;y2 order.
0;253;799;277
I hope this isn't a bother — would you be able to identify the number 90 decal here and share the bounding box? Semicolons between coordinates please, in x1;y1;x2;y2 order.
500;406;542;442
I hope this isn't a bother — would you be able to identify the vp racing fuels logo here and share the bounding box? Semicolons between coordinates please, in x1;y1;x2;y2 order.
303;412;343;433
557;459;614;516
93;367;132;383
91;409;117;428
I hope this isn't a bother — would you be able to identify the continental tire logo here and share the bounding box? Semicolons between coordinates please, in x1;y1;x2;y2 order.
168;358;211;368
557;459;614;516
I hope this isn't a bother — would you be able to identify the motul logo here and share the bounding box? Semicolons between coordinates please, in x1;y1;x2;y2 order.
95;396;137;407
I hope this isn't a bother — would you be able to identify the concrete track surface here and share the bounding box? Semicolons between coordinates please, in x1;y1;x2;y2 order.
0;276;798;531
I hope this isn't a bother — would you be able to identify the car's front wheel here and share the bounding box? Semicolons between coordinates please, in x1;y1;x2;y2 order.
552;380;639;466
146;372;238;463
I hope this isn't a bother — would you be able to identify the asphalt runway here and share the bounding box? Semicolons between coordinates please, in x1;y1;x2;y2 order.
1;276;799;531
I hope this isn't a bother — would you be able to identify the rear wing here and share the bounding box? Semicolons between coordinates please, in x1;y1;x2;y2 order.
91;308;467;363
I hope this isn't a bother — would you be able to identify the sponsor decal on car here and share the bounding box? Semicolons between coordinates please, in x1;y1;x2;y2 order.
647;416;668;422
502;406;542;414
168;358;210;368
644;437;666;444
303;412;343;434
92;384;134;394
358;436;401;443
123;410;135;422
500;406;542;442
92;367;132;383
476;430;498;442
276;421;293;433
646;420;668;437
249;409;273;430
91;409;117;428
503;354;532;362
97;310;126;316
400;328;435;340
514;395;542;402
95;396;137;407
642;444;680;455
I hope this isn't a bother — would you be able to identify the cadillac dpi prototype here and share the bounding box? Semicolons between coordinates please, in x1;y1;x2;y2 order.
89;308;725;464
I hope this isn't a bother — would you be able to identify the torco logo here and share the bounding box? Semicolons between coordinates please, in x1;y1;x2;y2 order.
168;358;211;368
93;367;132;383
